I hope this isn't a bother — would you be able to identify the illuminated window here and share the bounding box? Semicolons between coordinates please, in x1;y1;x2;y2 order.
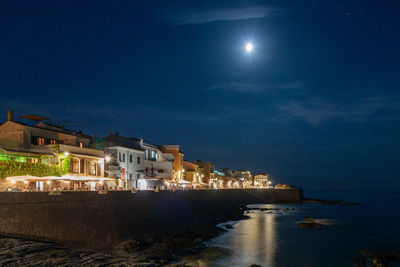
89;161;97;175
37;137;45;146
78;142;84;148
72;159;80;173
50;139;56;145
27;158;41;164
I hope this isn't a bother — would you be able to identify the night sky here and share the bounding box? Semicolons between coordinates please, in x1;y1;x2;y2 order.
1;1;400;190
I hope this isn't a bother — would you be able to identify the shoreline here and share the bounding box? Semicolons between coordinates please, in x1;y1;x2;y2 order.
0;206;251;266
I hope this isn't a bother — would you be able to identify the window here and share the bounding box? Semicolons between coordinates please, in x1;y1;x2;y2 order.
129;174;132;180
119;152;125;162
137;156;140;164
129;154;132;163
50;139;56;145
89;161;97;175
78;142;84;148
80;159;85;174
72;159;80;173
37;137;45;146
27;158;40;164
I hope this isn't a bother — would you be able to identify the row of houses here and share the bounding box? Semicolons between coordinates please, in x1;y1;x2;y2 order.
0;110;271;191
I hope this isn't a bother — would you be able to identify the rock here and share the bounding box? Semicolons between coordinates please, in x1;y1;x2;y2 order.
250;264;262;267
304;217;315;222
298;222;323;229
114;239;150;253
225;224;233;229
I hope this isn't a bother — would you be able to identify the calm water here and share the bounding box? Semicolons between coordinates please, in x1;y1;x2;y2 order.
183;190;400;267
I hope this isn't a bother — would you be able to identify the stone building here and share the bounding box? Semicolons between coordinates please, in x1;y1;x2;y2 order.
0;110;107;191
161;145;184;181
196;160;215;184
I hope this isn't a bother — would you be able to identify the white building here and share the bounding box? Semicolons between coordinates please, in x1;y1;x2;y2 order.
104;146;144;190
103;133;174;190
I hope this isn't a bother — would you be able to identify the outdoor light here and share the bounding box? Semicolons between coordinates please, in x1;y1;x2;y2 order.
64;152;69;157
24;180;28;184
11;180;16;184
47;181;50;185
105;156;111;162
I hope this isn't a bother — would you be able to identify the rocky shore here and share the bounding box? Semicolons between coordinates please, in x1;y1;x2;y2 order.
303;198;361;206
0;205;249;266
354;250;400;267
0;225;228;267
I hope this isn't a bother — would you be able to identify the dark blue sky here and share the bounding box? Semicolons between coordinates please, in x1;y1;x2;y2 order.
1;1;400;190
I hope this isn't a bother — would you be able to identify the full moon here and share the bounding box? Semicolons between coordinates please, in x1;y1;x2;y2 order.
245;42;254;53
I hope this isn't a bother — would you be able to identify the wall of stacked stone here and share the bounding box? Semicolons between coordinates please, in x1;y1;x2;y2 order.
0;189;303;251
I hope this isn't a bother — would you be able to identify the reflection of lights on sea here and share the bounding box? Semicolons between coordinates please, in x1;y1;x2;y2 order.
230;204;277;265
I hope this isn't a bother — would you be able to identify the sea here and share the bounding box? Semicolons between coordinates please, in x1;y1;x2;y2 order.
183;190;400;267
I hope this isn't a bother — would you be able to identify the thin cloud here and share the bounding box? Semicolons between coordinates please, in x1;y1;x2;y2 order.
170;6;286;25
273;95;400;126
207;81;302;94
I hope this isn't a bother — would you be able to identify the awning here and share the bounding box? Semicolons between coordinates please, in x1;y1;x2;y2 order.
61;175;114;181
177;179;191;184
6;175;44;182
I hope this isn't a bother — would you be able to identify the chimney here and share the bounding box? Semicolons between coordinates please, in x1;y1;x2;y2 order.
7;110;14;121
140;138;143;147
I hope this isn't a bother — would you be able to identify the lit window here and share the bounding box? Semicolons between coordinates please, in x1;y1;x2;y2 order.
37;137;45;146
72;159;80;173
79;142;84;148
89;161;97;175
50;139;56;145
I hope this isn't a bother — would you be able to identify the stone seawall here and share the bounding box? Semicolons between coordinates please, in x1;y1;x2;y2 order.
0;189;302;251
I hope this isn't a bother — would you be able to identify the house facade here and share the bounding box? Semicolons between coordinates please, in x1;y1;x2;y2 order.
254;173;271;187
0;110;107;191
161;145;184;181
103;133;174;190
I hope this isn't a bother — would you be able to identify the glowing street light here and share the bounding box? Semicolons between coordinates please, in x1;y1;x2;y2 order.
105;156;111;162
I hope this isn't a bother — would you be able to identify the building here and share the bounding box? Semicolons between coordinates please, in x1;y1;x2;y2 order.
233;170;252;188
196;160;214;184
222;168;233;177
254;173;271;187
102;133;145;189
183;160;206;184
161;145;184;181
0;110;108;191
103;132;174;190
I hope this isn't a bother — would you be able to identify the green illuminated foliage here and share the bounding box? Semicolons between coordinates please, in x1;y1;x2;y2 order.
0;160;62;179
